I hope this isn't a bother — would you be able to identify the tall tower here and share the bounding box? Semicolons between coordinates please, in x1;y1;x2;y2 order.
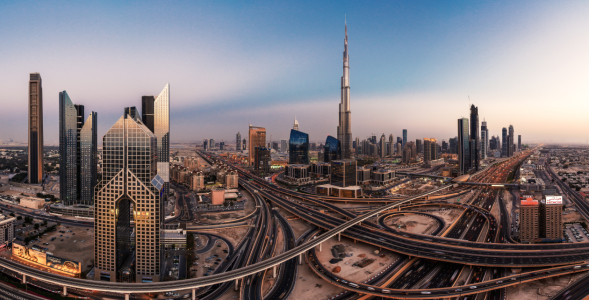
337;21;353;159
458;118;470;175
481;120;488;159
293;117;299;131
28;73;44;184
402;129;407;148
236;132;242;152
508;125;514;157
79;111;97;205
501;127;508;157
94;107;161;282
59;91;77;204
249;125;266;166
469;105;479;171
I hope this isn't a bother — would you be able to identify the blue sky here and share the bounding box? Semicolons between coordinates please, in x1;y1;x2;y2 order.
1;1;589;145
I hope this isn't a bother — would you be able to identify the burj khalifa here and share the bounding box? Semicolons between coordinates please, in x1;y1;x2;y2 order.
337;22;353;159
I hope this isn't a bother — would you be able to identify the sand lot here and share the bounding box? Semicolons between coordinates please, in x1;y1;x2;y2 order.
385;213;438;234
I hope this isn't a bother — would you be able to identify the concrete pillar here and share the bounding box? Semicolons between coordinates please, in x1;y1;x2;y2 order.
273;265;277;278
235;278;239;291
21;274;26;284
319;243;322;252
63;286;67;296
338;233;341;241
125;294;129;300
192;289;196;300
299;253;302;265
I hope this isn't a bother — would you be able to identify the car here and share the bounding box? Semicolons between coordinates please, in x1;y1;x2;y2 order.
456;289;463;292
61;239;63;241
470;286;477;289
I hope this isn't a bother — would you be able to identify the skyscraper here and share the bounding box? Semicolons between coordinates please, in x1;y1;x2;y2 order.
28;73;44;184
402;129;407;148
518;135;522;150
481;120;488;159
508;125;514;157
248;126;266;166
236;132;242;152
423;138;437;163
293;118;299;131
75;104;85;201
289;129;309;164
94;107;161;282
324;136;341;163
416;139;422;155
281;139;288;153
59;91;77;204
501;127;508;157
141;96;155;132
79;112;97;205
337;22;353;159
458;118;470;175
470;105;479;171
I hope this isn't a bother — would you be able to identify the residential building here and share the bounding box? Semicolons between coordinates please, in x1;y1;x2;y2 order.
520;196;539;243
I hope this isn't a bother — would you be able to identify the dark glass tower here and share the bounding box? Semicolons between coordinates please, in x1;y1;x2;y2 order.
75;104;85;201
324;135;341;163
59;91;78;204
469;104;479;171
502;127;508;157
402;129;407;148
508;125;514;157
28;73;44;184
141;96;155;133
458;118;470;175
80;112;97;205
288;129;309;164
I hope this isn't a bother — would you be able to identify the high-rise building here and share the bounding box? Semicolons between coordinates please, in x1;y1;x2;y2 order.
209;139;216;150
540;196;563;240
75;104;85;200
79;112;97;205
141;96;155;132
501;127;508;157
354;137;360;153
396;142;402;156
293;118;299;131
220;142;225;150
508;125;514;157
59;91;78;204
254;147;271;174
289;130;309;164
520;196;539;243
281;139;288;153
94;107;162;282
416;139;422;155
324;136;341;163
470;105;479;171
441;140;448;152
423;138;437;163
203;139;208;151
518;135;522;150
330;159;356;187
249;126;266;166
402;129;407;148
458;118;470;175
449;137;457;154
379;134;386;158
337;23;353;160
236;132;242;152
28;73;44;184
481;120;488;159
396;137;402;149
402;148;412;164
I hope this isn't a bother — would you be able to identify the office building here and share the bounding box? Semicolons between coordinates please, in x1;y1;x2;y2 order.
289;129;309;164
248;126;266;166
254;147;271;174
501;127;508;157
402;129;407;148
219;142;225;150
324;135;341;163
508;125;514;157
209;139;215;150
379;134;386;158
59;91;78;204
293;118;299;131
281;139;288;153
337;23;353;159
540;196;563;240
470;104;479;171
28;73;44;184
396;142;402;156
402;148;412;164
518;135;522;151
0;214;15;244
481;120;488;159
141;96;155;132
416;139;422;155
330;159;356;187
242;139;247;150
236;132;242;152
449;137;457;154
354;137;360;153
423;138;437;163
94;107;162;283
407;141;417;159
60;92;98;206
458;118;470;175
203;139;208;151
520;196;539;243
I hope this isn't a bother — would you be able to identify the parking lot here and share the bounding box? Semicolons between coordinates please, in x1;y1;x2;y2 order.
564;224;589;243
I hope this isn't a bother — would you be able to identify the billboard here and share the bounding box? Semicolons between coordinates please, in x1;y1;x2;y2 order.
546;196;563;205
12;244;46;265
12;244;80;274
521;197;538;206
46;254;81;274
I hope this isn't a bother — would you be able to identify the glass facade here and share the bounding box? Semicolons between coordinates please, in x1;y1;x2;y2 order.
59;91;78;205
289;129;309;164
324;135;341;163
28;73;44;184
94;108;160;282
249;126;266;165
330;159;357;187
458;118;470;175
79;112;97;205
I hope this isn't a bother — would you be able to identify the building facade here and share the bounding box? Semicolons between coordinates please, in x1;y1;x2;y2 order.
324;135;341;163
520;197;539;243
28;73;44;184
254;147;271;174
337;23;353;159
470;104;479;171
59;91;78;204
236;132;242;152
94;107;161;283
458;118;470;175
289;129;309;164
248;126;266;166
330;159;356;187
79;112;98;205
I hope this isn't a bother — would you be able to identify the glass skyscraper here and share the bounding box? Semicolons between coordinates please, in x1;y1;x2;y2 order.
288;129;309;164
458;118;470;175
79;112;97;205
94;107;161;283
28;73;44;184
402;129;407;148
59;91;78;204
324;135;341;163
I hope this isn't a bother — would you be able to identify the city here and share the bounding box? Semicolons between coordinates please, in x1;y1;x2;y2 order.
0;1;589;300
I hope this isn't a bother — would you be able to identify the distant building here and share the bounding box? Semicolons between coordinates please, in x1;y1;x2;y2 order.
293;117;299;131
402;129;407;148
481;120;488;159
254;147;271;174
402;148;412;164
203;139;208;151
416;139;422;155
508;125;514;157
458;118;470;175
423;138;437;164
281;139;288;153
249;126;266;166
501;128;508;157
518;135;522;151
379;134;386;158
209;138;216;150
28;73;44;184
285;164;311;183
242;139;247;150
470;104;479;171
396;142;402;156
330;159;356;188
236;132;242;152
449;137;457;154
520;196;539;243
219;142;225;150
324;136;341;163
289;129;309;164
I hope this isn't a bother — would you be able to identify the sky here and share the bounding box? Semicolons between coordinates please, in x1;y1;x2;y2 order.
1;1;589;145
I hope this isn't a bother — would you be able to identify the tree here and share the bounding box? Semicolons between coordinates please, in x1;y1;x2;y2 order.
9;213;14;217
576;187;581;191
43;220;47;226
16;216;22;220
34;223;39;230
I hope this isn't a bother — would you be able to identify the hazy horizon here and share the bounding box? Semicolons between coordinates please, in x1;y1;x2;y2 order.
2;1;589;145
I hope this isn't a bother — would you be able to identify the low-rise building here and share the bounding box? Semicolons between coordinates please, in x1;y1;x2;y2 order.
0;214;15;244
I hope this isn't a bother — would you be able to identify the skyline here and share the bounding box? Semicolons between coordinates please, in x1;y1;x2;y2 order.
2;1;589;144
